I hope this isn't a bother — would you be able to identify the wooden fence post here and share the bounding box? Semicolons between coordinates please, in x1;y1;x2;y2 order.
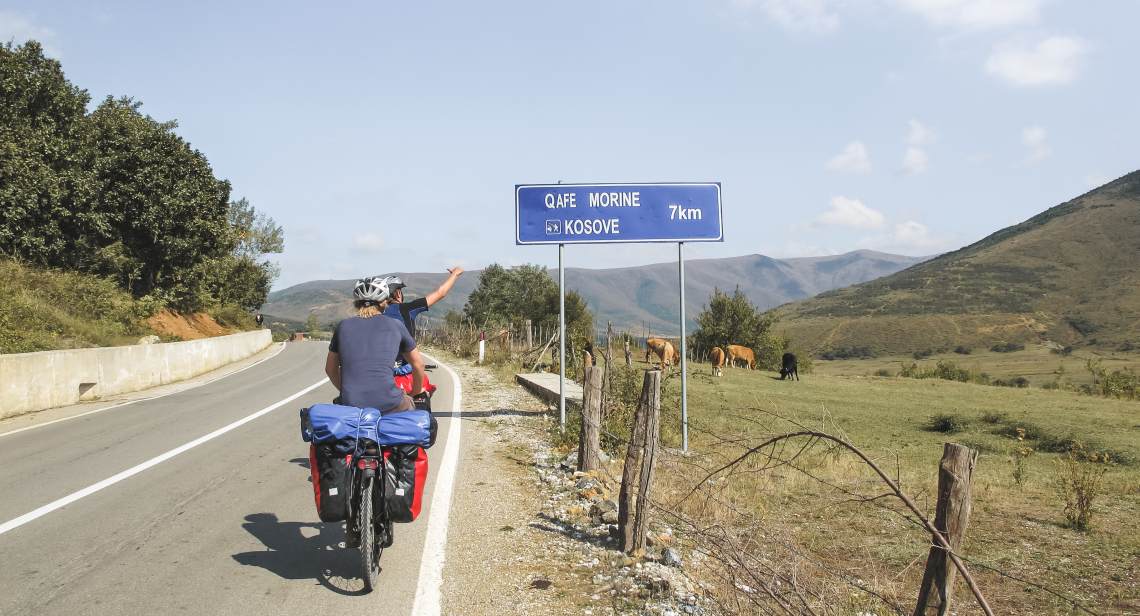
618;370;661;554
578;365;603;472
914;443;979;616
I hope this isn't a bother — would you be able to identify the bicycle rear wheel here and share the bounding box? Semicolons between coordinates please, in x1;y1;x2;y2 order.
359;477;381;592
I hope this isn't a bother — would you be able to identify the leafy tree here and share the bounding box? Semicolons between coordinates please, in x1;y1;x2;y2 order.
464;264;559;326
87;95;232;303
690;287;783;368
0;41;283;318
306;312;320;336
0;41;96;266
464;263;593;345
199;198;284;311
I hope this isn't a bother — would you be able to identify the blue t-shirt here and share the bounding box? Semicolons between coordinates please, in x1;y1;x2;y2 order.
329;315;416;411
383;297;429;339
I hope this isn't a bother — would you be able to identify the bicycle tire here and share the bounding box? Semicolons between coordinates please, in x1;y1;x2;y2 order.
359;476;381;592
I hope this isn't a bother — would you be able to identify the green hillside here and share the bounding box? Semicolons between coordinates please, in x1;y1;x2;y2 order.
0;259;148;353
774;171;1140;355
263;250;924;333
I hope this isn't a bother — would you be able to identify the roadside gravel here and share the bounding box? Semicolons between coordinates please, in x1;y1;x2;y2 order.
437;351;583;615
435;351;711;616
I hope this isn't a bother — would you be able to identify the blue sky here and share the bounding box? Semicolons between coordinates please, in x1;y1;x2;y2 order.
3;1;1137;289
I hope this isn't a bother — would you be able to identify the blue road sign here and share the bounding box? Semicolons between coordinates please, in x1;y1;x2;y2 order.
515;183;722;245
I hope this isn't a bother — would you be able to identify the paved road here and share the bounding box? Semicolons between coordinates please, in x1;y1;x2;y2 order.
0;341;459;615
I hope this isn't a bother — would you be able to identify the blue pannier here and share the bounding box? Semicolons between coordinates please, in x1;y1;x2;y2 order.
377;410;433;447
301;404;380;444
301;404;433;447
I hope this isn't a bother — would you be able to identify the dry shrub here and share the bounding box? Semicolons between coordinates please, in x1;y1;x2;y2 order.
1053;443;1110;531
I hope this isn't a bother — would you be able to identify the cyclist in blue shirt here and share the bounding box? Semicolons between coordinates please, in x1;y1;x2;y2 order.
382;267;464;339
325;276;426;412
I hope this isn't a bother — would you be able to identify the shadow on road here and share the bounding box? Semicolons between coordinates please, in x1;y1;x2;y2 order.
232;513;372;596
434;409;541;419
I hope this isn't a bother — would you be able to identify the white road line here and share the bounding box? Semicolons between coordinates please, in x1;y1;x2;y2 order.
0;342;288;440
412;352;463;616
0;377;329;538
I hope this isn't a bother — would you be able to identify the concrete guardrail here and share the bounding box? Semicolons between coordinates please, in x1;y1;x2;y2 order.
0;329;273;420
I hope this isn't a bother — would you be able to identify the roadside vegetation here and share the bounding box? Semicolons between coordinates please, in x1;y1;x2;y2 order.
444;333;1138;612
653;359;1137;611
1;41;282;352
422;292;1140;613
0;259;145;352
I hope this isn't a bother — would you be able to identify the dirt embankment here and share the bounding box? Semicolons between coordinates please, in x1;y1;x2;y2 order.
145;311;231;340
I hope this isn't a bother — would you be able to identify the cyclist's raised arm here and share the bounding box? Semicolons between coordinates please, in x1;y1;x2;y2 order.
425;266;463;307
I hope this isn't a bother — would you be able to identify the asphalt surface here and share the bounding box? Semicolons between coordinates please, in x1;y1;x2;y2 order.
0;341;458;615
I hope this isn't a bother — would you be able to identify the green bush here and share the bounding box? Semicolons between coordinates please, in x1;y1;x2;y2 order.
1086;359;1140;401
900;360;989;384
1066;316;1100;337
980;411;1007;424
953;345;972;355
925;413;969;434
991;342;1026;353
211;304;255;329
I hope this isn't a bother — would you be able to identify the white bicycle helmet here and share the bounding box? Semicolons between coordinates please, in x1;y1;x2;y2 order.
353;275;399;303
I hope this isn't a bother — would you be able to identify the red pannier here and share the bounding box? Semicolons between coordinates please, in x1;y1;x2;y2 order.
309;443;351;522
394;373;437;396
382;445;429;523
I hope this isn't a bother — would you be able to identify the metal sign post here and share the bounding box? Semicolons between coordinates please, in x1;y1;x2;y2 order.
515;182;723;447
678;242;688;451
558;242;566;431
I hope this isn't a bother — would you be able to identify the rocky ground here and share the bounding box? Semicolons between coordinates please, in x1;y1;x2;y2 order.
436;351;713;616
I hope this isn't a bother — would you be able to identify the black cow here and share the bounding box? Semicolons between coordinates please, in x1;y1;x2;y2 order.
779;352;799;381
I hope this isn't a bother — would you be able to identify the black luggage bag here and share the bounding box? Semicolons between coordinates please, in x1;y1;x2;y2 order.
309;443;351;522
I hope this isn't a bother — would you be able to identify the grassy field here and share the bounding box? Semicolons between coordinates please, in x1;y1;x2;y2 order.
530;353;1139;614
0;259;147;353
668;359;1138;613
809;343;1140;388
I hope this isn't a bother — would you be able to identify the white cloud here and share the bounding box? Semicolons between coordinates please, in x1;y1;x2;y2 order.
731;0;840;33
858;220;949;254
906;119;936;146
894;0;1041;29
1084;173;1110;189
0;11;61;57
891;221;936;248
985;36;1087;86
1021;125;1051;164
902;146;929;175
352;232;384;253
825;141;872;174
817;196;885;230
900;120;934;174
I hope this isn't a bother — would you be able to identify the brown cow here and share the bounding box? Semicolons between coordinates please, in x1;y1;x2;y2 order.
709;347;725;377
645;337;677;370
726;344;756;370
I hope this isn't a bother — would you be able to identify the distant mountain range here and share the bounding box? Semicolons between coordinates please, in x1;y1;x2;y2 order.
774;171;1140;354
263;250;925;334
